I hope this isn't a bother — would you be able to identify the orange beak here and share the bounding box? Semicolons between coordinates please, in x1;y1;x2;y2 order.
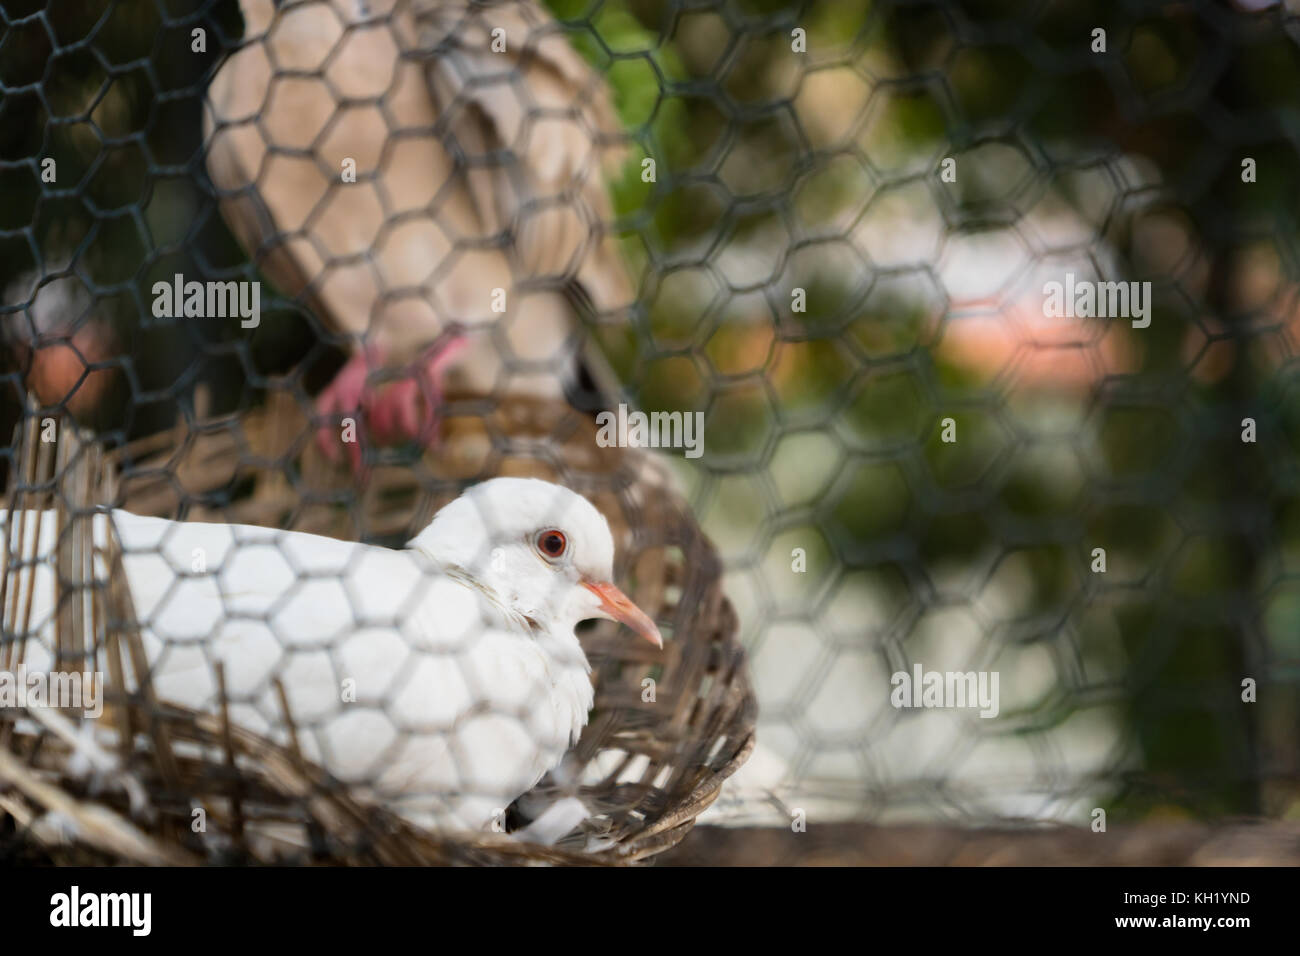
582;580;663;648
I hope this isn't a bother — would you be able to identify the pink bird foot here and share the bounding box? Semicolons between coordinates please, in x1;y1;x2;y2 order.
314;334;468;472
314;350;372;471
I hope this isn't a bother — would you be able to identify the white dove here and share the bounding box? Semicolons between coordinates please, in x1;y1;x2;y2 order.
8;477;661;834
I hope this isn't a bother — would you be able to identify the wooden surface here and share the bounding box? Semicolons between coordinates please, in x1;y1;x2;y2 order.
657;822;1300;866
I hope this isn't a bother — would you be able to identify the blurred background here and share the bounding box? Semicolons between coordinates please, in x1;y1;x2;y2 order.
2;0;1299;857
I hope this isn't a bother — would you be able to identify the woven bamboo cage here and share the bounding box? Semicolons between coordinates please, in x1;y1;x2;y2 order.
0;392;756;865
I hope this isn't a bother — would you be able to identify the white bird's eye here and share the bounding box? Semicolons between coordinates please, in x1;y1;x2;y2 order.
536;529;568;561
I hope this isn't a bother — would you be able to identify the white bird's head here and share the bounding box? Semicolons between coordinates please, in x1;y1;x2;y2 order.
409;477;662;650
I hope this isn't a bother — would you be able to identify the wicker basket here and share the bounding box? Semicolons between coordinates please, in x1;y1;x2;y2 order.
0;392;755;864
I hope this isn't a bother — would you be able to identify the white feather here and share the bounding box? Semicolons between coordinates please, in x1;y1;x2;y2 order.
3;477;626;833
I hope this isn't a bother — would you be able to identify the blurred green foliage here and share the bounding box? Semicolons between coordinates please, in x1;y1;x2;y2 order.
560;0;1300;820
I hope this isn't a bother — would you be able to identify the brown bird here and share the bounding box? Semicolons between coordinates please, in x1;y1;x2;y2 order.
203;0;632;468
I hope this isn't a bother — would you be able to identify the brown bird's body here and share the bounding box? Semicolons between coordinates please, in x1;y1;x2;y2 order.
203;0;631;463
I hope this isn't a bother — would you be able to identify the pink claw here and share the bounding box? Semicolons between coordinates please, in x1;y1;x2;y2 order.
367;377;424;445
314;351;373;467
313;334;468;474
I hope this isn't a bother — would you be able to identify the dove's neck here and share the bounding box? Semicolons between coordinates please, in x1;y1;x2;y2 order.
424;555;594;745
407;521;593;671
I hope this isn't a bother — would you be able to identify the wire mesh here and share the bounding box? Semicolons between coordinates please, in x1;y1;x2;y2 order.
1;0;1299;864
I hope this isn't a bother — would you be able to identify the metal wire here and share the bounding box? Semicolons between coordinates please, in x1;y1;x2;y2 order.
1;0;1299;863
